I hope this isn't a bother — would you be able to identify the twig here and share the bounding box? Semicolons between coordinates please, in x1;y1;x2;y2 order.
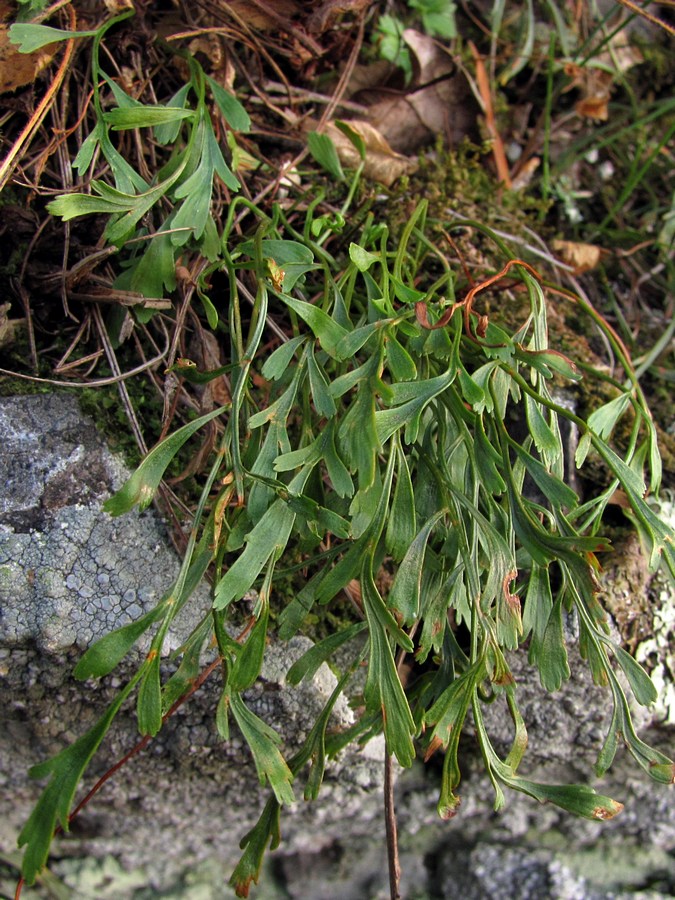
614;0;675;36
0;321;169;388
384;747;401;900
31;0;74;23
442;209;577;273
11;282;39;374
317;12;366;131
0;4;77;191
236;277;290;344
92;305;148;456
384;632;418;900
468;41;512;189
263;80;368;114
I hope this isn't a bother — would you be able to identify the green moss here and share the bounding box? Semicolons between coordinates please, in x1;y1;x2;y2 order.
389;139;551;239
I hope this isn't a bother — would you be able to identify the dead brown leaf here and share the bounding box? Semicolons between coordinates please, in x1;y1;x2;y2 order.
188;328;231;411
325;118;416;187
552;239;603;274
344;59;399;96
353;29;476;154
224;0;301;31
511;156;540;190
0;302;24;349
307;0;375;35
188;33;224;69
565;28;643;122
0;24;55;93
575;94;610;121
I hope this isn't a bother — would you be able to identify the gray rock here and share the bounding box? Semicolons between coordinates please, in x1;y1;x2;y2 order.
0;393;195;652
0;393;673;900
0;393;115;531
0;394;385;897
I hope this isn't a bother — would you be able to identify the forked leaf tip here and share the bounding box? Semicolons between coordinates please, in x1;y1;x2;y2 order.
438;797;461;820
592;800;624;820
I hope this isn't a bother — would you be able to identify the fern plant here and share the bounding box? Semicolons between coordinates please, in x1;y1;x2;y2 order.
17;195;675;895
9;11;675;900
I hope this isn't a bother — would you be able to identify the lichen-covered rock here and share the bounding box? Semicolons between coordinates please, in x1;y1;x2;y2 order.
0;393;197;652
0;393;116;530
0;394;385;897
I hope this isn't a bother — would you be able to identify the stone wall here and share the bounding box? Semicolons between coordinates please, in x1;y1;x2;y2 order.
0;394;673;899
